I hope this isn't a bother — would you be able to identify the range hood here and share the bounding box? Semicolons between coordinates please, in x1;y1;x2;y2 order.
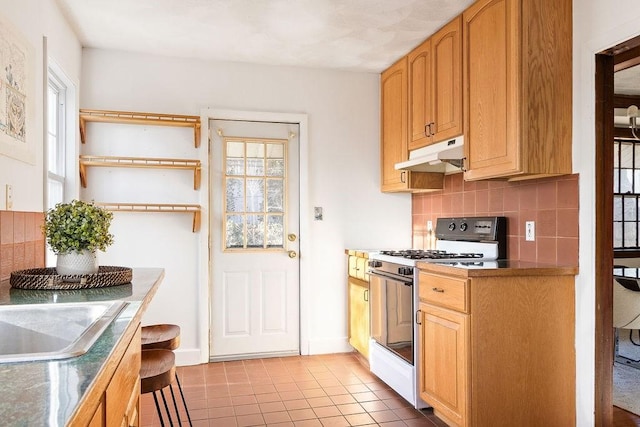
395;135;465;174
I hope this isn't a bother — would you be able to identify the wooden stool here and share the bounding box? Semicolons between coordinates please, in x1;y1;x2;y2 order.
141;325;191;426
142;324;180;350
140;349;181;427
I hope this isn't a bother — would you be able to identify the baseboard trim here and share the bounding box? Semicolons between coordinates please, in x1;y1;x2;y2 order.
175;348;204;366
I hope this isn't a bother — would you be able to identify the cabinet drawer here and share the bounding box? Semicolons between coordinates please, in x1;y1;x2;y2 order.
348;255;369;281
419;271;468;312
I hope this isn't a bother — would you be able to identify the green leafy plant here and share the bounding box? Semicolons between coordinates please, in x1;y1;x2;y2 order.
43;200;114;254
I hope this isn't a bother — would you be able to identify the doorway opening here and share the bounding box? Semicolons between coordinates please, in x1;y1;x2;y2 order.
595;34;640;426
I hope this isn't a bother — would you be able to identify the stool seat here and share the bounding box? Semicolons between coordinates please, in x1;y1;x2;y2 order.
140;349;176;394
142;324;181;350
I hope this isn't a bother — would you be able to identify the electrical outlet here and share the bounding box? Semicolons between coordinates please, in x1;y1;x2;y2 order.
5;184;12;210
525;221;535;241
427;220;433;231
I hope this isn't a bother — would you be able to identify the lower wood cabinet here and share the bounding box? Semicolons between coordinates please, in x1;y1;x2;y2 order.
106;326;141;427
348;277;370;358
418;302;468;426
346;250;370;358
417;267;576;427
76;326;142;427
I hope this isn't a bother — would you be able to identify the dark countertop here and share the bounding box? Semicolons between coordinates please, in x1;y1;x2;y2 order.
417;260;579;277
0;268;164;426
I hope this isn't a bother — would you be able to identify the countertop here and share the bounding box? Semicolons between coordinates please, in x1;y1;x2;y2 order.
417;260;579;277
0;267;164;426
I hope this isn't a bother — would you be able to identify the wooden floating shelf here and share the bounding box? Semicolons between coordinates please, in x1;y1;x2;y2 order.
79;155;201;190
79;109;201;148
95;203;202;232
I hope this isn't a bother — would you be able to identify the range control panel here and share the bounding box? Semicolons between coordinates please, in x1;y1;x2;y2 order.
435;216;507;242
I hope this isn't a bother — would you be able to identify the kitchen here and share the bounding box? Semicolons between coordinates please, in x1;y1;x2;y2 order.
0;0;637;425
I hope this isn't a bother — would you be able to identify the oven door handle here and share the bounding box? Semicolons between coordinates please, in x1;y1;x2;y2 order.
368;270;413;286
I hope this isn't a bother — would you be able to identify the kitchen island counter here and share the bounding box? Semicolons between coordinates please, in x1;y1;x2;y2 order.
0;267;164;426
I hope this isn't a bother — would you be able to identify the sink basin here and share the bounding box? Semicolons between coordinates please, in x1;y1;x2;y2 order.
0;301;128;363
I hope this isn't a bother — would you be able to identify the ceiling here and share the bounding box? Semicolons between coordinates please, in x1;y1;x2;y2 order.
55;0;474;73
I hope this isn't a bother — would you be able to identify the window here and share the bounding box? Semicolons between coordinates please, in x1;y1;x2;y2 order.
614;138;640;248
223;137;286;250
46;72;66;209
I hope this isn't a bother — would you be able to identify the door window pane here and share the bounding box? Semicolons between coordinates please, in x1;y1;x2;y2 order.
223;137;287;250
226;215;244;248
267;179;284;212
267;215;284;248
226;178;245;212
246;178;265;212
247;214;265;247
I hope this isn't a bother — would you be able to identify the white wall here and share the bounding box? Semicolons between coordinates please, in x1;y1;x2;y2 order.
574;1;640;425
80;49;413;364
0;0;82;211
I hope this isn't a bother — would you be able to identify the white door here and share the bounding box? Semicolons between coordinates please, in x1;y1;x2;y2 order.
209;119;300;360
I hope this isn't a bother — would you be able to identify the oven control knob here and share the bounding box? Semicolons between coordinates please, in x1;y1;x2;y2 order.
398;266;414;275
448;222;456;231
460;222;468;231
368;260;382;268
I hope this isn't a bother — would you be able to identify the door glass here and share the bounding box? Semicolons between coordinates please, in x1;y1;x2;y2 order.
224;137;287;250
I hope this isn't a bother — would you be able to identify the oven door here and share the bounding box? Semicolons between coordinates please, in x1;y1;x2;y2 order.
369;270;414;364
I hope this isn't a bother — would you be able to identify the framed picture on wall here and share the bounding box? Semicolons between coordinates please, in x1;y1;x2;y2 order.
0;11;36;165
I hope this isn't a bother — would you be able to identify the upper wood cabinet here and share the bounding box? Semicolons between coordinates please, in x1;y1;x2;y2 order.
462;0;572;181
380;58;445;193
381;57;410;191
409;17;463;150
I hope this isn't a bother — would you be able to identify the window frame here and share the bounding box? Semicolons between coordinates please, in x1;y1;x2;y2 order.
46;71;66;210
613;137;640;249
222;136;288;252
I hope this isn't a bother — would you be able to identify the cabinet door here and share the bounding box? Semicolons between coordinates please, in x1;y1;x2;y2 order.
463;0;520;180
431;16;462;144
408;39;433;150
88;400;105;427
348;277;370;358
106;328;141;426
381;57;410;192
418;302;468;427
348;255;358;278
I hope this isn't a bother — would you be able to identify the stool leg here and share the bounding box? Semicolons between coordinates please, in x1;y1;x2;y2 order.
175;373;193;426
169;384;183;426
160;388;175;427
152;391;166;427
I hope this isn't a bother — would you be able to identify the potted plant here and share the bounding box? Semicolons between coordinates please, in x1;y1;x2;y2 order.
42;199;114;275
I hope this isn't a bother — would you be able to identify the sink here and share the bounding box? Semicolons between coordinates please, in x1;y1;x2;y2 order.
0;301;128;363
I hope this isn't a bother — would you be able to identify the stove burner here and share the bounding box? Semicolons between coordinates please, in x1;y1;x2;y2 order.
379;249;484;260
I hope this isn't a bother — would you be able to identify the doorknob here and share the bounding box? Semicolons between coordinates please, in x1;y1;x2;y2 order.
288;250;297;258
288;234;297;242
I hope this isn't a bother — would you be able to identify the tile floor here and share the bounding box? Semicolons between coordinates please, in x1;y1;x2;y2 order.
140;352;448;426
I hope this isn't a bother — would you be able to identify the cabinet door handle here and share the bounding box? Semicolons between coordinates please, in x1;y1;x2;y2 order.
424;123;430;137
429;122;435;136
364;289;369;302
432;287;445;293
400;171;406;183
415;309;422;325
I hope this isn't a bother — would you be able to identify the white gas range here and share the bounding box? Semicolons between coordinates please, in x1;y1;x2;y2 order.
367;216;507;408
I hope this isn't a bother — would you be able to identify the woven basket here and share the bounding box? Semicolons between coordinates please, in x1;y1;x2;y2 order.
10;266;133;290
